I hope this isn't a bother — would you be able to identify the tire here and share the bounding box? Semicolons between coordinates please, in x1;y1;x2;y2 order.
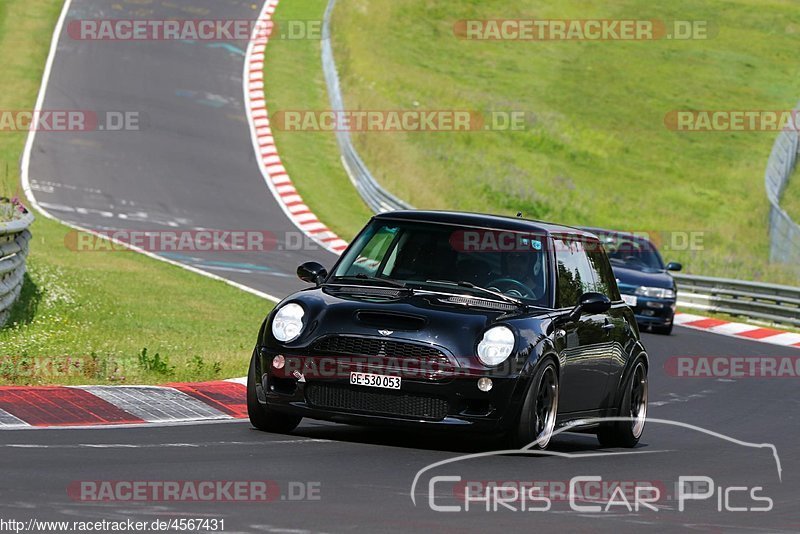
247;350;301;433
597;359;648;448
509;359;559;450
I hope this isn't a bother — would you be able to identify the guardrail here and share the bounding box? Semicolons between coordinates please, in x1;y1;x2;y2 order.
0;201;33;327
675;273;800;327
764;106;800;266
321;0;412;214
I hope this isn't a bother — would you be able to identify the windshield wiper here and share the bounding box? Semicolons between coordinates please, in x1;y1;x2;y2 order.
422;279;523;307
327;274;409;289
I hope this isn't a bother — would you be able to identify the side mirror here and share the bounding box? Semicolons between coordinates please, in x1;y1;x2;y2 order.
666;262;682;272
568;292;612;322
297;261;327;286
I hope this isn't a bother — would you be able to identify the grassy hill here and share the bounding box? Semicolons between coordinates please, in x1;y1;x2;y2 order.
271;0;800;283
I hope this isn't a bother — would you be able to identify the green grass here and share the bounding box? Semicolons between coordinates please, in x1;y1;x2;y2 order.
265;0;374;240
0;0;271;385
278;0;800;284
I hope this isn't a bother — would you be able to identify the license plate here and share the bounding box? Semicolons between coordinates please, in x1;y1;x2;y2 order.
350;372;401;390
621;294;638;307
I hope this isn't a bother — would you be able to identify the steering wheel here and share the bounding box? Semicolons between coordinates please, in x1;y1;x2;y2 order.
624;255;647;266
487;278;536;299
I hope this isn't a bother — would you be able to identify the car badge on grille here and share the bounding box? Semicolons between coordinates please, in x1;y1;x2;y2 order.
378;329;393;336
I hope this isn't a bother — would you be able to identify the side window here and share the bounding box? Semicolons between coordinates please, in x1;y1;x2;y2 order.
554;238;595;308
586;243;621;301
343;225;398;277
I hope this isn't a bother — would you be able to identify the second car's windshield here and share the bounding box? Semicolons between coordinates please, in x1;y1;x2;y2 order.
332;221;550;306
605;236;665;271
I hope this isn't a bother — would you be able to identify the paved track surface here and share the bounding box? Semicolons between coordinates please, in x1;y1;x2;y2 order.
2;331;798;532
16;0;800;532
28;0;337;297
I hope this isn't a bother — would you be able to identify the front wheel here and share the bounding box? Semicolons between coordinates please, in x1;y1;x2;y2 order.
247;350;301;433
509;359;559;449
597;359;648;448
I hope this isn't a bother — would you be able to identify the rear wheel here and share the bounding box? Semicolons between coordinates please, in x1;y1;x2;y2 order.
509;359;559;449
247;350;301;433
597;359;647;448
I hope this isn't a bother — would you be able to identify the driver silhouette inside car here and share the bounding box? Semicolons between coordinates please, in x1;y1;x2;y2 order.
488;249;546;299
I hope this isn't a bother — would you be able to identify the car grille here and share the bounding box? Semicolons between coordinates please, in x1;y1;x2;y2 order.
312;336;452;366
305;383;448;421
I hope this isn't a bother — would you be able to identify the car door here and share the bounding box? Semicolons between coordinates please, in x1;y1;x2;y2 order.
586;244;632;403
552;237;612;414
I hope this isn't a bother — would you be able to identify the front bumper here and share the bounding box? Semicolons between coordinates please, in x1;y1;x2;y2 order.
256;349;527;433
625;295;676;327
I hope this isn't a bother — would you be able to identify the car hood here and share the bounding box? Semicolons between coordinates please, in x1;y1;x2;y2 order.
612;265;675;290
262;286;553;367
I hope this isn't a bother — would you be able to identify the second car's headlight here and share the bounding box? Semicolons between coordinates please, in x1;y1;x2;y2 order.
635;286;676;299
271;303;305;342
477;326;516;366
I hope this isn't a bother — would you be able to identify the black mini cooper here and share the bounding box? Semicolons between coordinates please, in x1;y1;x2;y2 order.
248;211;649;449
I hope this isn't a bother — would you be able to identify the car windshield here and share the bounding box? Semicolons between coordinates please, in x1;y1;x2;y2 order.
331;220;550;307
603;234;665;271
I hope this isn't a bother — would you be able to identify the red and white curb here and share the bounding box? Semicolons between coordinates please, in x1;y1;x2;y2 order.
244;0;348;256
674;312;800;349
0;378;248;429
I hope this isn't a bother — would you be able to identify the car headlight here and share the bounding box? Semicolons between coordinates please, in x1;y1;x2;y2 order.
477;326;516;366
635;286;676;299
271;303;305;342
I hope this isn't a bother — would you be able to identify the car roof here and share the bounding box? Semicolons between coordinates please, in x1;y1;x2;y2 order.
578;226;656;245
374;210;598;238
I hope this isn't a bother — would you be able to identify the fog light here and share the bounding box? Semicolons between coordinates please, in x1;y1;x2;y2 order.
272;355;285;369
477;377;493;392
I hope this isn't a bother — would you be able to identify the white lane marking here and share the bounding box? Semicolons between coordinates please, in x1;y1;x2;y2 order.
75;386;230;423
20;0;74;216
1;439;331;448
248;526;329;534
0;409;29;428
201;265;255;274
649;390;715;407
0;417;250;432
